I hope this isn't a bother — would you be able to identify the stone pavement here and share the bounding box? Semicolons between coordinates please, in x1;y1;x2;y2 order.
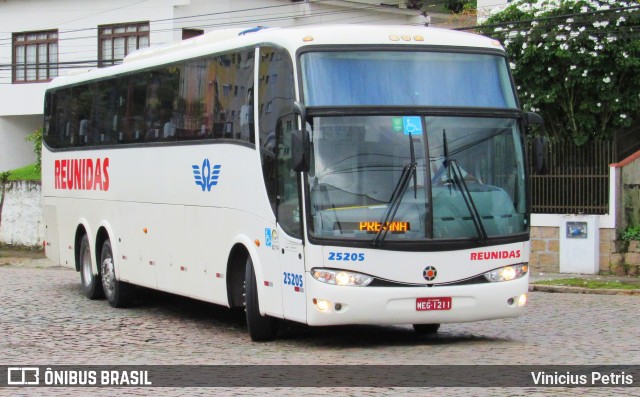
1;248;639;396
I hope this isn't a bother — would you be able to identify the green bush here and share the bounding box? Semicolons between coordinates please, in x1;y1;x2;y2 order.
25;128;43;172
622;226;640;241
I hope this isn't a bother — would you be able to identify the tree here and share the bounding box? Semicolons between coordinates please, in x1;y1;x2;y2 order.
25;128;43;172
407;0;477;14
0;171;10;230
478;0;640;144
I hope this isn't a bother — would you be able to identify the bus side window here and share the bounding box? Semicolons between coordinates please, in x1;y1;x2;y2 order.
276;114;301;239
258;46;295;219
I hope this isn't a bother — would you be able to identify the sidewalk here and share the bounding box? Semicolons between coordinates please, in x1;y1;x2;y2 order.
529;271;640;296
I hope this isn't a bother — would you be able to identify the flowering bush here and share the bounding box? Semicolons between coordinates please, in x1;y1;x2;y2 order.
479;0;640;144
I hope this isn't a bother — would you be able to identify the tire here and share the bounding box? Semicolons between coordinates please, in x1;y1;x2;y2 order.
79;234;104;299
245;256;277;341
413;324;440;335
100;239;133;308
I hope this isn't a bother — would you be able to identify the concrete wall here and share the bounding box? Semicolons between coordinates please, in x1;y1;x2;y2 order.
0;181;43;247
620;152;640;230
0;115;41;172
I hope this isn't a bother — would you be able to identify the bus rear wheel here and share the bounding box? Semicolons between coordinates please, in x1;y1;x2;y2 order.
413;324;440;335
244;256;277;342
100;239;132;308
79;234;104;299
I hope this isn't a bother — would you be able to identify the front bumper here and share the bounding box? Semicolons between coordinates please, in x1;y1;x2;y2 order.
305;274;529;326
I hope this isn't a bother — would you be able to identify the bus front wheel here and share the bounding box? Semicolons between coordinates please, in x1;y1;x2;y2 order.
100;239;132;308
413;324;440;335
244;256;277;341
79;234;104;299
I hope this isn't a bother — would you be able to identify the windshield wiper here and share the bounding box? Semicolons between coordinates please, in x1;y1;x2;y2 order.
372;133;417;246
439;129;487;241
449;159;488;242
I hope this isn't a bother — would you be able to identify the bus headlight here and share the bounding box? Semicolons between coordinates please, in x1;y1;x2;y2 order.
484;264;528;282
311;268;374;287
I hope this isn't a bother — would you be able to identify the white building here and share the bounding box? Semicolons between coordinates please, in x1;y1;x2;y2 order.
0;0;436;171
477;0;509;24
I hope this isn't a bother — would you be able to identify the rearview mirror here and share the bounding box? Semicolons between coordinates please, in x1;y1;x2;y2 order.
291;129;310;172
533;136;548;175
524;112;544;132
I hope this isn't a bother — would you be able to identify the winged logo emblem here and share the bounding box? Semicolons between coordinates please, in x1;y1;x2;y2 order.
192;159;221;192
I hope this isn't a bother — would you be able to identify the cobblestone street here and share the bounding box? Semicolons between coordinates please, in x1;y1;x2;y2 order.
1;255;639;396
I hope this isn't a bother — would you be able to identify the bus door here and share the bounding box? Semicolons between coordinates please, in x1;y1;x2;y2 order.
276;114;306;323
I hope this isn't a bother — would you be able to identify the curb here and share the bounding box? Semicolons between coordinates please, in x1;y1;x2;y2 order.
529;284;640;296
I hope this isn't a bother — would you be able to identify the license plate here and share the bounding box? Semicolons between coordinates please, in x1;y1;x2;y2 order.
416;297;452;311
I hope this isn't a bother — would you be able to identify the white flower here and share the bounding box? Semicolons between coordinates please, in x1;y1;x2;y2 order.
623;52;629;58
621;114;627;119
522;43;528;50
560;43;569;51
570;65;577;70
603;77;611;83
510;62;516;70
582;70;589;77
556;34;567;41
597;103;601;107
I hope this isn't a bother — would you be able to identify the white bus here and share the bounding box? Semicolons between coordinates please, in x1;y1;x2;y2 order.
42;25;541;341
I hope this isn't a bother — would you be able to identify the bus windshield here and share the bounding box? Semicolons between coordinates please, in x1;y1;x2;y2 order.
307;115;527;242
300;50;517;108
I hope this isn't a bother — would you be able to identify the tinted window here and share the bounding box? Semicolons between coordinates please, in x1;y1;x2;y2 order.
44;49;256;149
258;46;295;215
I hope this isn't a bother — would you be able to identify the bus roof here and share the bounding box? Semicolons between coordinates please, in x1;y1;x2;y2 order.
47;25;503;89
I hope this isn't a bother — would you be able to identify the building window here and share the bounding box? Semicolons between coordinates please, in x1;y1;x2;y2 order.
182;28;204;40
99;22;150;67
13;30;58;83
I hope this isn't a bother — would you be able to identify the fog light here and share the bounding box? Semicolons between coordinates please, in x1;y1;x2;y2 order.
518;294;527;307
314;298;330;312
